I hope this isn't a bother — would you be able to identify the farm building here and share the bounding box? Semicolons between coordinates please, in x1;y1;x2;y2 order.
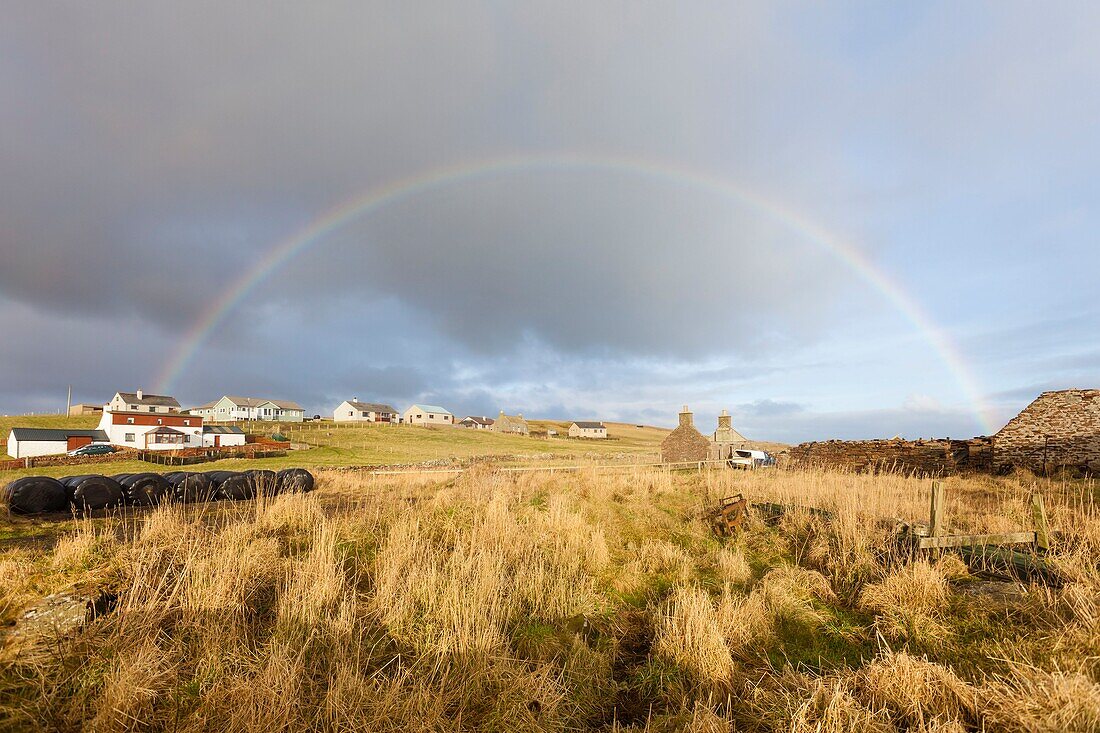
108;390;180;414
457;416;494;429
403;404;453;427
191;396;305;422
660;406;711;463
202;425;246;448
569;421;607;439
334;400;399;423
97;409;204;450
68;403;103;416
6;428;110;459
994;389;1100;474
491;411;529;435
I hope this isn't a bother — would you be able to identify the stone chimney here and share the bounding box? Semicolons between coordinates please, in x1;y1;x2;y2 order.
136;388;144;400
678;405;694;428
717;409;731;430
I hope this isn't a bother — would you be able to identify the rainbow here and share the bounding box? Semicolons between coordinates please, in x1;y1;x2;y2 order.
154;153;996;434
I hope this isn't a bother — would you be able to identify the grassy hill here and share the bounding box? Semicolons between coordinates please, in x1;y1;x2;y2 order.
0;415;671;481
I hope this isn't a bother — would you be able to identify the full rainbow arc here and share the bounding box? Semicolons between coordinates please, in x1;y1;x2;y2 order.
153;153;996;434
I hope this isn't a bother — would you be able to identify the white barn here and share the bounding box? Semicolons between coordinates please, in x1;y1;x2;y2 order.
202;425;247;447
334;400;399;423
6;428;110;459
403;404;453;427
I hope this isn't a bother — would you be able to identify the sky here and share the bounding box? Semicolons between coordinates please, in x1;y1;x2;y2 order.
1;2;1098;443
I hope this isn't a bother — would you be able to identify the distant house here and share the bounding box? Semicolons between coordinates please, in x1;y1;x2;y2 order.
334;400;399;423
202;425;246;448
68;404;103;416
569;421;607;439
491;411;529;435
192;396;305;422
403;404;453;427
96;409;204;450
108;390;180;414
457;416;494;430
7;428;110;459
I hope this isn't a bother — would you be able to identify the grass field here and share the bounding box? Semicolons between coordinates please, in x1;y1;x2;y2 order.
0;416;675;483
0;465;1097;730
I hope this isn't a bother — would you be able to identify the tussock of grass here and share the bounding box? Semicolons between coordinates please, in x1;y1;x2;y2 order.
859;560;949;646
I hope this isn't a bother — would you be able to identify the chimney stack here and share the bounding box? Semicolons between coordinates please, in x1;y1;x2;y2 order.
678;405;694;428
136;388;144;400
717;409;731;430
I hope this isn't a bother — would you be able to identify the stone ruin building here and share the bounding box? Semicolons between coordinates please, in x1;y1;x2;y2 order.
660;406;749;463
994;389;1100;474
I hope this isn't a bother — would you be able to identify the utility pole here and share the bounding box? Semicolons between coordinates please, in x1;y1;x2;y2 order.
66;384;72;417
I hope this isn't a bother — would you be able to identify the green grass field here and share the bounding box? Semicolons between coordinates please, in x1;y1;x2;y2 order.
0;415;671;483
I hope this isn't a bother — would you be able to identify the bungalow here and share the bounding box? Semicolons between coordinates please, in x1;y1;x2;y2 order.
491;411;529;435
6;428;110;459
334;399;399;423
457;416;494;430
569;421;608;439
403;404;453;427
108;389;180;414
97;409;204;450
202;425;247;448
191;396;305;422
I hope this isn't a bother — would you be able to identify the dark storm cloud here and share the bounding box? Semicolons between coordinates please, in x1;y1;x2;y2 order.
1;2;1098;435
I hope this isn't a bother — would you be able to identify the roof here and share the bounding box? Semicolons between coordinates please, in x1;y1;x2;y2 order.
106;410;202;419
202;425;245;434
461;416;494;425
347;401;398;414
116;391;180;408
223;396;304;410
9;428;109;442
407;404;452;414
192;401;217;410
148;426;185;435
572;421;606;429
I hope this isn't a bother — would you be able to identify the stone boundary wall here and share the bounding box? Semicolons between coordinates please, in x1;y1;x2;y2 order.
789;437;993;476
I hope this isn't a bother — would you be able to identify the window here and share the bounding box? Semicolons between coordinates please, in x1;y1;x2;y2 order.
348;410;353;416
127;417;134;424
148;406;155;412
184;420;190;426
157;418;162;425
125;433;135;442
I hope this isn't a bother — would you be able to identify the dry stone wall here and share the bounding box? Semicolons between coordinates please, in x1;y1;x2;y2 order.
994;389;1100;474
789;437;993;476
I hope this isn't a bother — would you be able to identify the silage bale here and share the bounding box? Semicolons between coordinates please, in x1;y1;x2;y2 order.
5;476;67;515
166;471;218;503
60;475;125;512
248;469;280;497
276;468;314;494
115;473;170;506
206;471;253;501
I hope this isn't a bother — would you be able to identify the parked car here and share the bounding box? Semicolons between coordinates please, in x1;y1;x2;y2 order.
67;443;116;457
728;449;775;469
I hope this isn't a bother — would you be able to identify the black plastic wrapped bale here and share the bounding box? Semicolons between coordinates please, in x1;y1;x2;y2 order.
167;472;218;503
277;468;314;494
116;473;170;506
249;469;280;497
5;476;68;515
207;471;254;501
60;475;125;512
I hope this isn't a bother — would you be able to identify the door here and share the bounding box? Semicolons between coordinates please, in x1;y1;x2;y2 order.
214;435;221;448
66;436;93;451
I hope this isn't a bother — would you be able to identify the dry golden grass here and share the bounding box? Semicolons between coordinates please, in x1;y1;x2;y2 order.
0;465;1096;731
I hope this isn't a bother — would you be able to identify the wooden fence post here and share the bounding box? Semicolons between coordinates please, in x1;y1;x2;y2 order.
929;481;945;536
1031;492;1051;552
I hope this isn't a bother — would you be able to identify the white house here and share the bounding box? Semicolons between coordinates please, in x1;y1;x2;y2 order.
108;390;180;414
334;399;399;423
202;425;247;448
6;428;110;459
403;404;453;427
456;416;494;429
190;396;305;422
97;409;204;450
569;421;608;439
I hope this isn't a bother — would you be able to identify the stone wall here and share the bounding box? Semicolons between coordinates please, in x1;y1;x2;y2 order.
789;437;993;475
994;389;1100;474
660;406;711;463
